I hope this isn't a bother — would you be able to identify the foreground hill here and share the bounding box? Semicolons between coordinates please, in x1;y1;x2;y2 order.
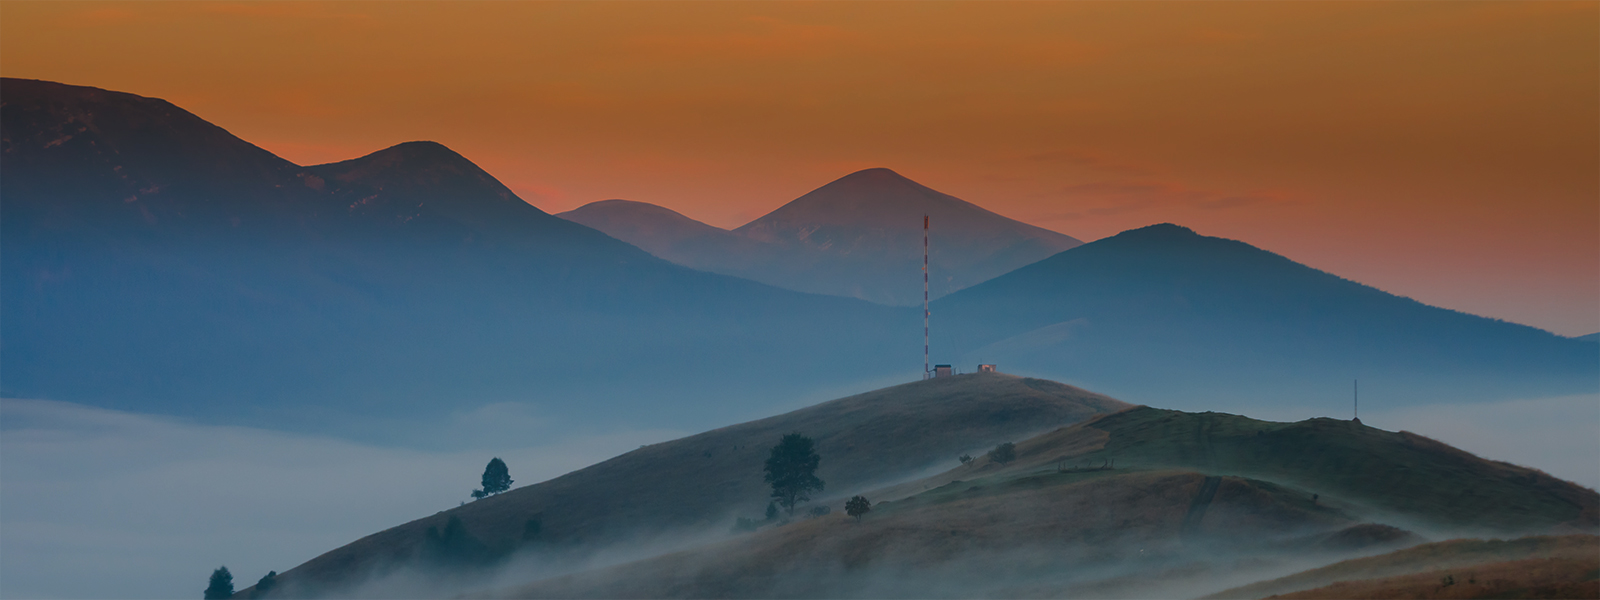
1206;535;1599;599
933;223;1600;407
485;406;1596;598
254;373;1128;596
0;78;910;432
561;168;1082;305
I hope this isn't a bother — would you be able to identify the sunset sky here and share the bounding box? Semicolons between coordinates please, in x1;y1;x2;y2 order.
3;1;1595;335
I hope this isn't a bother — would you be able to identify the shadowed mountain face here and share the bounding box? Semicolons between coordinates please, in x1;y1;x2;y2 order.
933;224;1600;407
559;168;1082;305
1;78;912;435
6;79;1594;431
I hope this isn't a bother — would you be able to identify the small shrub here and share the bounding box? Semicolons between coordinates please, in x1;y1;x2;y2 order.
253;571;277;598
807;505;831;519
987;442;1016;465
958;454;973;466
732;517;760;532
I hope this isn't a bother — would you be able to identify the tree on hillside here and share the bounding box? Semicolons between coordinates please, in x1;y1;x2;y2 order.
987;442;1016;466
472;457;513;499
846;495;872;522
764;432;824;516
959;453;974;466
253;571;277;598
204;566;234;600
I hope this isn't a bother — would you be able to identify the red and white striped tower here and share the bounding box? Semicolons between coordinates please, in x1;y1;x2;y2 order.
924;214;930;380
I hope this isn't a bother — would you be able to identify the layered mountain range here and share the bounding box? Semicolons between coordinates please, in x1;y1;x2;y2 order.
2;78;1594;438
559;168;1082;305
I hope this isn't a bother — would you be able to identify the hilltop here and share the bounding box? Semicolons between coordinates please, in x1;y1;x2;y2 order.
484;406;1597;598
253;373;1128;596
253;376;1596;598
561;168;1082;305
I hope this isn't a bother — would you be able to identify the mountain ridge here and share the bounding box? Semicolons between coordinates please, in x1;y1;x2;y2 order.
560;167;1082;305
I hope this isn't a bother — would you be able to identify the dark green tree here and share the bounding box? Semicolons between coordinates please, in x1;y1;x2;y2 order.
472;457;513;499
987;442;1016;465
253;571;277;598
764;501;779;521
845;495;872;522
764;432;824;516
204;566;234;600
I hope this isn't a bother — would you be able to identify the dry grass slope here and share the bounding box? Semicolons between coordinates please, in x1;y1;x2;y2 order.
264;373;1128;595
1206;535;1599;599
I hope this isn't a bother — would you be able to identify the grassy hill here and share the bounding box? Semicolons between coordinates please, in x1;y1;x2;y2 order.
256;373;1127;596
1205;535;1599;599
981;407;1599;535
478;407;1597;599
494;470;1363;599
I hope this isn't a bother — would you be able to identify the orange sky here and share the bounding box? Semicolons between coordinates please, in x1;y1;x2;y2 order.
3;1;1596;335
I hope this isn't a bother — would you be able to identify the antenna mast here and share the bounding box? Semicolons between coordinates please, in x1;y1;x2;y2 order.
924;215;930;380
1354;379;1359;420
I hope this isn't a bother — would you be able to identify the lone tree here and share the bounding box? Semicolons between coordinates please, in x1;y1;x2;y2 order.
764;432;824;516
254;571;278;597
958;454;974;466
204;566;234;600
845;495;872;522
472;457;513;499
987;442;1016;466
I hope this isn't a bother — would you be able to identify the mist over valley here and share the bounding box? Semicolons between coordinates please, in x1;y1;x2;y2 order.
1;74;1596;599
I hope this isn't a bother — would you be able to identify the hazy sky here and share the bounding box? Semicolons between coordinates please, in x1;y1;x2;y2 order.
2;1;1595;335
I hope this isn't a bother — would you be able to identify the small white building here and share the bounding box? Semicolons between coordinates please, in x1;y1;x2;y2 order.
934;364;953;378
977;364;997;373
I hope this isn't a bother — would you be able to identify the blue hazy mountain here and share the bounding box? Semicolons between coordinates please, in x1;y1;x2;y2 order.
4;78;1591;438
1577;333;1599;343
0;78;913;436
931;224;1599;408
561;169;1082;305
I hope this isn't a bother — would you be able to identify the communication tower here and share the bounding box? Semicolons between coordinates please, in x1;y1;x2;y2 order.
924;215;930;380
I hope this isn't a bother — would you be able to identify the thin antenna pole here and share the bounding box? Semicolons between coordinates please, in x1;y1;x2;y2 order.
924;215;930;380
1354;379;1359;420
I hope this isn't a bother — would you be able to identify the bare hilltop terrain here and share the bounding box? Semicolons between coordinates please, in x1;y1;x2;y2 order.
246;373;1597;599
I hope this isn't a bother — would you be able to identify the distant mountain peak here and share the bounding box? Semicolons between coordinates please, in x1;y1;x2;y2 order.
313;140;478;181
1119;223;1199;238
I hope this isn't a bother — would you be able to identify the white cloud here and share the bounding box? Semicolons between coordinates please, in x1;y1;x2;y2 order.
0;398;682;599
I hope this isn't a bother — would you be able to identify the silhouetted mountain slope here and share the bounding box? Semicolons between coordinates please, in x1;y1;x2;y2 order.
557;199;784;274
933;224;1599;406
258;373;1128;596
1;78;910;432
562;169;1082;305
1577;332;1599;343
735;168;1081;305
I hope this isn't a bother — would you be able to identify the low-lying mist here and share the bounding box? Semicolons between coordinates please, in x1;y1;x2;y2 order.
0;398;683;599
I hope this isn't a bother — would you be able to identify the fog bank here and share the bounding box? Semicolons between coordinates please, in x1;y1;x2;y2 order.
0;398;682;599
